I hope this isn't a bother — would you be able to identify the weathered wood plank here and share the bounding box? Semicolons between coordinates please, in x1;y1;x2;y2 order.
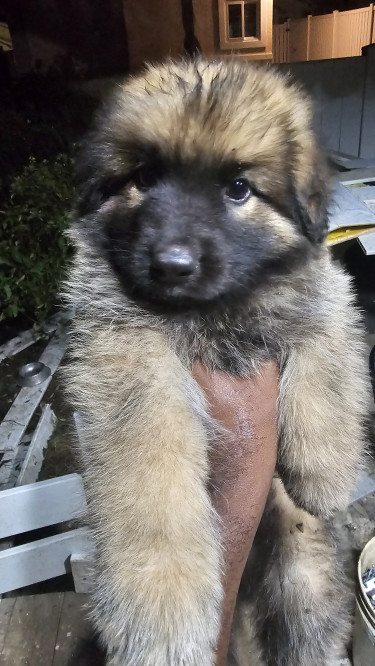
0;598;16;653
0;474;87;540
70;553;93;594
52;592;91;666
15;405;57;487
0;308;73;364
0;528;91;595
0;328;44;365
0;333;66;489
0;593;63;666
0;334;65;454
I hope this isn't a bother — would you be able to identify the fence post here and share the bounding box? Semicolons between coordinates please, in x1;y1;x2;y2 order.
332;10;339;58
307;15;311;61
369;4;375;45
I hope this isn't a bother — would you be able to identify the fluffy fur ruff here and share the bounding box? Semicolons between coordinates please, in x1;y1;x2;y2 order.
64;58;370;665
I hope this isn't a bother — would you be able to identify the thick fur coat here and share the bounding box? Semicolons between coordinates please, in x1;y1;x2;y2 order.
64;59;369;665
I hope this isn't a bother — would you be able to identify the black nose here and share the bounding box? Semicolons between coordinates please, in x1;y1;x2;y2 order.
151;245;197;281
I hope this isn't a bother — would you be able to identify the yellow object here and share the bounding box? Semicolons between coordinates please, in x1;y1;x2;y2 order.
327;225;375;246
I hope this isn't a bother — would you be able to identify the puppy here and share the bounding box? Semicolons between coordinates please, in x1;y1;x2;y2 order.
65;58;369;665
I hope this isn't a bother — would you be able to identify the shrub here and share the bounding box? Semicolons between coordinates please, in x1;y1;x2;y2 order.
0;72;97;205
0;155;74;321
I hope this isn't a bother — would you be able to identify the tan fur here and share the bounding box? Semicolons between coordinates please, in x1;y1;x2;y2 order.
230;604;265;666
264;479;339;599
66;326;222;665
91;60;318;230
277;253;368;515
64;58;370;665
231;479;353;666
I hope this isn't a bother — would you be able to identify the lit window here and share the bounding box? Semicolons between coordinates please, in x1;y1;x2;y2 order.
218;0;272;54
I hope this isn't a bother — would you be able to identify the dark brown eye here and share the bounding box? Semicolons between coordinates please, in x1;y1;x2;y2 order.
134;165;159;190
226;178;251;203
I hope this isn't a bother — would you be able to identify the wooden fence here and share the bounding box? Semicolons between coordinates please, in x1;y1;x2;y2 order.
273;4;375;63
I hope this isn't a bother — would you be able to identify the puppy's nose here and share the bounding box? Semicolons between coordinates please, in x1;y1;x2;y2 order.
152;245;197;280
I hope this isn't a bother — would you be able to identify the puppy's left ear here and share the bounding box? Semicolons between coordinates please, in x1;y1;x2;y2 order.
290;141;333;246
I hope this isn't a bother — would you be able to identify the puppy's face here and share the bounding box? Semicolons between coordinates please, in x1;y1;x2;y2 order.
76;60;330;311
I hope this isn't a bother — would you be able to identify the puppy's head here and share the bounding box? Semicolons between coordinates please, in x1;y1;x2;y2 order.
75;59;331;312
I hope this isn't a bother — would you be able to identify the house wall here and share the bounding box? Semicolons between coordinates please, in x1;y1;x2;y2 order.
122;0;185;72
5;0;274;76
122;0;273;71
192;0;220;55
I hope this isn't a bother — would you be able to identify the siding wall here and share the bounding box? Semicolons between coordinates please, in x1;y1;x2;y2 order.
276;46;375;159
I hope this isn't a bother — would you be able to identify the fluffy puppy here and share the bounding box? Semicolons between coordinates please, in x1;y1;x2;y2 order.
65;58;369;665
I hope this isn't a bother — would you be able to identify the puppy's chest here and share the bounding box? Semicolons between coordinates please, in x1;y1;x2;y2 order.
168;319;283;376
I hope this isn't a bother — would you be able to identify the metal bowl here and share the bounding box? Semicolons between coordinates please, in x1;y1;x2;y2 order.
17;362;51;387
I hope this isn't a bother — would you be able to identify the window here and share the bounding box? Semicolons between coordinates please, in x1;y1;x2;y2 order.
218;0;272;54
227;2;260;40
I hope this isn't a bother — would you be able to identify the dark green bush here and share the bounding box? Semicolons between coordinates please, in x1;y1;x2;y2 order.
0;155;74;321
0;72;97;204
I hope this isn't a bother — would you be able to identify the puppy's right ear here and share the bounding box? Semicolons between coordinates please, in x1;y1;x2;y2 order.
74;138;104;218
75;138;128;218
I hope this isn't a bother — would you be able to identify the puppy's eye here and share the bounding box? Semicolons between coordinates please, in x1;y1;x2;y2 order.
133;166;158;190
226;178;251;203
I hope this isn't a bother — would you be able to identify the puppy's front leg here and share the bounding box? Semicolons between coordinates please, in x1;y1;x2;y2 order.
69;326;222;666
278;330;369;517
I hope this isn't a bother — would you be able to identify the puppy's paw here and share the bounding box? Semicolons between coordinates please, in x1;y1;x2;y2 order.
94;553;222;666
